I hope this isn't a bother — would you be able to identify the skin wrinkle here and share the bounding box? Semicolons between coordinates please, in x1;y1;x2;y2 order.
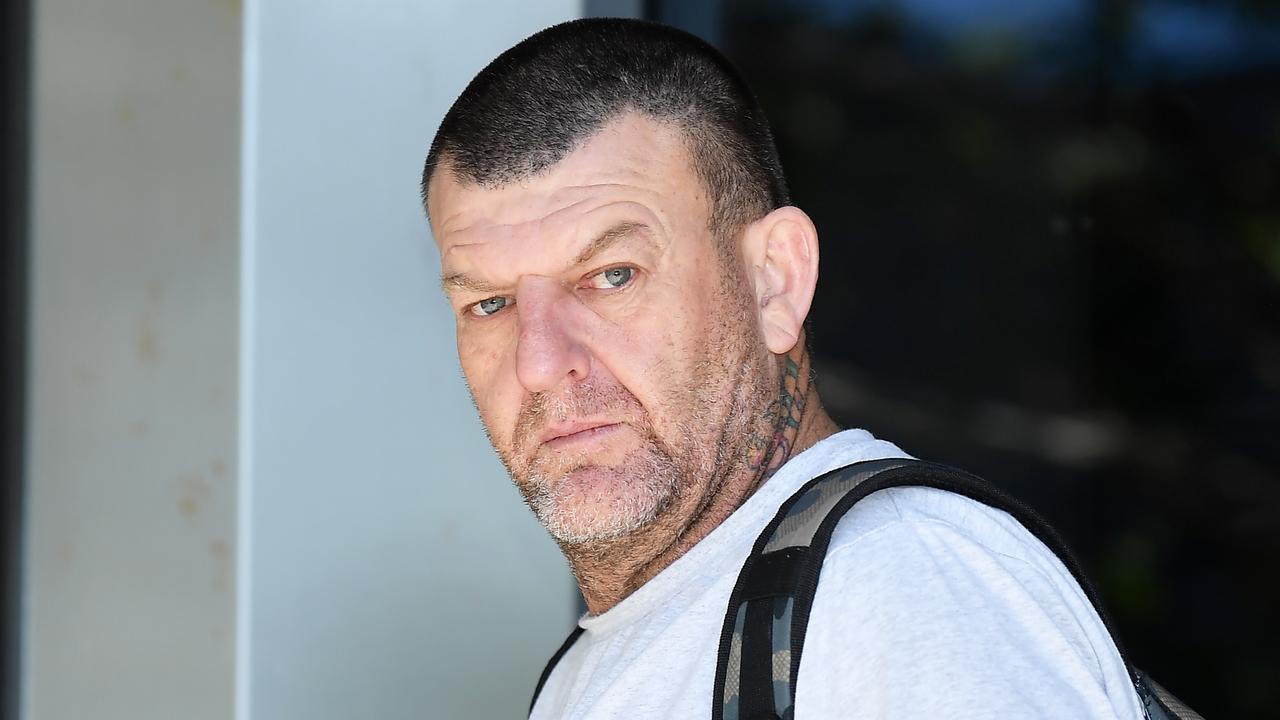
436;188;630;237
441;199;674;309
430;113;838;613
444;222;656;297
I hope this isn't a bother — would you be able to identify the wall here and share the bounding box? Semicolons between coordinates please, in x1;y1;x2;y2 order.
244;1;580;718
25;1;242;718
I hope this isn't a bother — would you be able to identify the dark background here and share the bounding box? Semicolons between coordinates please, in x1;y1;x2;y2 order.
649;0;1280;716
1;0;30;717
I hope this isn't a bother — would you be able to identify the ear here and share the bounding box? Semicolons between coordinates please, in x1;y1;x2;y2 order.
740;206;820;354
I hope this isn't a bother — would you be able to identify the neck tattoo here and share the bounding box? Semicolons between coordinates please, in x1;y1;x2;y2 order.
746;345;812;485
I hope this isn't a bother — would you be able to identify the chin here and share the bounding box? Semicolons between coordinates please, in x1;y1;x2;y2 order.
527;455;679;545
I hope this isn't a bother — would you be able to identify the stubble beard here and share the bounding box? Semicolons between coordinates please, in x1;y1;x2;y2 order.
509;377;713;546
495;343;773;549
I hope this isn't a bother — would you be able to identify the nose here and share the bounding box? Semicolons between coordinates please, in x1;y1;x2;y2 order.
514;277;592;393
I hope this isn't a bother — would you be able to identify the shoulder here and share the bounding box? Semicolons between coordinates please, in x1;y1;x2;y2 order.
817;485;1095;639
826;484;1062;570
795;486;1144;718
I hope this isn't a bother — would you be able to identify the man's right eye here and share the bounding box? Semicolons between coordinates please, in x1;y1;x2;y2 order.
470;296;511;317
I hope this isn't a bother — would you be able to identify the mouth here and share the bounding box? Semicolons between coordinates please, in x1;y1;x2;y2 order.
540;420;623;451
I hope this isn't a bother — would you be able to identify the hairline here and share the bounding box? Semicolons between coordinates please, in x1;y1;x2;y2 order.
424;107;773;246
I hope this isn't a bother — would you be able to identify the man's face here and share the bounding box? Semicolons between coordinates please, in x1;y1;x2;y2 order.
429;113;775;545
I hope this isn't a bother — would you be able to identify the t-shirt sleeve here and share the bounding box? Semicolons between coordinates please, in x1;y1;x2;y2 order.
794;488;1144;719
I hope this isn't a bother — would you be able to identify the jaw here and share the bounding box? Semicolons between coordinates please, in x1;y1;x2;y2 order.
555;333;777;558
563;336;835;615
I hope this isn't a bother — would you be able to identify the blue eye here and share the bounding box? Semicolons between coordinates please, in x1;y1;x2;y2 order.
604;267;633;287
471;296;510;316
588;267;635;289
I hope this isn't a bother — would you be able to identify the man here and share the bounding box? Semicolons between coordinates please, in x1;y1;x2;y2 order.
422;18;1144;719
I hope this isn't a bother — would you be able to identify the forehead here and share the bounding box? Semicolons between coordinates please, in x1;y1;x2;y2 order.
427;113;707;257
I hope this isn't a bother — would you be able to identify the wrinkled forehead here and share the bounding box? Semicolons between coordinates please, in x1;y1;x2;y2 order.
430;176;634;247
426;113;705;250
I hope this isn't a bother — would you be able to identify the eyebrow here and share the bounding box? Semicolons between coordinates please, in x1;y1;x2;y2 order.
440;271;500;294
441;221;654;295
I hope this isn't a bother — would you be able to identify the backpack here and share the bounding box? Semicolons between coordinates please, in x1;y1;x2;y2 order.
531;459;1204;720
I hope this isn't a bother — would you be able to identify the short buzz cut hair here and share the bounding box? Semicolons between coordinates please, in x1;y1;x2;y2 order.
421;17;790;242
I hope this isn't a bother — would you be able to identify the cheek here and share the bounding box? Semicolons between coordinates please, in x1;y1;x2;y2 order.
588;294;699;419
457;332;520;442
635;280;749;402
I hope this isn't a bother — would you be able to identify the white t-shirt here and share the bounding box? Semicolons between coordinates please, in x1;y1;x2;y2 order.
530;429;1146;719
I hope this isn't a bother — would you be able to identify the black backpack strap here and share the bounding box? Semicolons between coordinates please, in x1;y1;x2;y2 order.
712;457;915;720
528;625;584;716
713;458;1142;720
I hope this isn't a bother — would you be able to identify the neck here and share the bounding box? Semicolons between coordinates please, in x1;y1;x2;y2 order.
568;341;840;614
